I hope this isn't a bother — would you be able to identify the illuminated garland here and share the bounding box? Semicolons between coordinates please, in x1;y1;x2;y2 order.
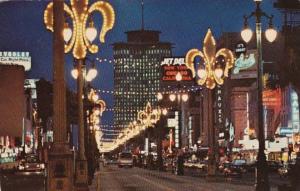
95;86;202;95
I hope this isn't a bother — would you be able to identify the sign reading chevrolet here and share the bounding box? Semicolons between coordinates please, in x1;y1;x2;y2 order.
0;51;31;71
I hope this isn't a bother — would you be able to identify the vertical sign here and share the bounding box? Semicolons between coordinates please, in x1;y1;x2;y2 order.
216;85;224;128
188;116;192;148
175;111;179;148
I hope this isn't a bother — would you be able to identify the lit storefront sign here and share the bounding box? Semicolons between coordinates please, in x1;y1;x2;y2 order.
231;49;257;79
175;111;179;148
216;85;223;128
0;51;31;71
291;90;300;133
263;89;281;107
161;57;193;81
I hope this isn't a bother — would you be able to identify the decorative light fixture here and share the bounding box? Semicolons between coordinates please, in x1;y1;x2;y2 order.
138;102;161;128
44;0;115;59
185;29;235;89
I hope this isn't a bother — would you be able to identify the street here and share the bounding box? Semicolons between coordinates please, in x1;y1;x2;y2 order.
0;171;45;191
97;165;286;191
0;165;290;191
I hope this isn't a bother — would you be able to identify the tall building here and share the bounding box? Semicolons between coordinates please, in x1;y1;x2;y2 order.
113;30;172;129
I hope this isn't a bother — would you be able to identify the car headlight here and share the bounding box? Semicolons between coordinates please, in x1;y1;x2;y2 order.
25;165;29;168
18;165;25;170
40;164;45;169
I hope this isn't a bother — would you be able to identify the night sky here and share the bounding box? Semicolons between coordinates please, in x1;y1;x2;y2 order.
0;0;282;129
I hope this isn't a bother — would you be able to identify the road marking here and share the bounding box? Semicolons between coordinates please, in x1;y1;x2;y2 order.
133;175;176;191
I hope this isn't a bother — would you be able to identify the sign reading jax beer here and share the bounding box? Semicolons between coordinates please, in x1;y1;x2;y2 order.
161;57;193;81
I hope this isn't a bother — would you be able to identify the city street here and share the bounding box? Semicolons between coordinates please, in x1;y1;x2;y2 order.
0;171;45;191
96;165;286;191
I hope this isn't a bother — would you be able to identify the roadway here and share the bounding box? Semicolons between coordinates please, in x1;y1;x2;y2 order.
96;165;286;191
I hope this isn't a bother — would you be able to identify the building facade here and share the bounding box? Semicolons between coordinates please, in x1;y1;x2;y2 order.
113;30;172;129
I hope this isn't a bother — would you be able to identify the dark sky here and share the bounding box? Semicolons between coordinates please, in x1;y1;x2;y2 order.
0;0;282;129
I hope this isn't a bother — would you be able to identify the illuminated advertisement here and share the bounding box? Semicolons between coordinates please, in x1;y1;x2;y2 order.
291;90;300;133
161;57;193;81
231;49;257;79
263;88;281;107
0;51;31;71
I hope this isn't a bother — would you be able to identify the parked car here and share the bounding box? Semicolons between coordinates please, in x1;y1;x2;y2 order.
118;152;133;168
231;159;247;173
278;165;289;178
18;155;45;173
223;162;243;177
267;160;282;172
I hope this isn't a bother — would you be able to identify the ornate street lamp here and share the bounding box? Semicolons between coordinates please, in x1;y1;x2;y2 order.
44;0;115;189
241;0;277;190
138;102;161;155
185;29;235;178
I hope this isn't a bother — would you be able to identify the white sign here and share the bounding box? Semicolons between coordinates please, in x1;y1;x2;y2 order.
0;51;31;71
161;57;185;66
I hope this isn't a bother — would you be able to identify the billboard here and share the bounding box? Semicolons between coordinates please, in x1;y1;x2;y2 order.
0;51;31;71
161;57;193;81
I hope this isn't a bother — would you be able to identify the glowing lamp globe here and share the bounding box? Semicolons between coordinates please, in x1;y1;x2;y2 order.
241;27;253;43
71;68;78;79
86;68;97;82
197;68;207;79
92;94;99;102
63;23;72;43
157;92;163;101
162;109;168;116
265;27;277;43
182;94;189;102
175;72;182;81
85;22;97;42
214;68;223;78
169;94;176;102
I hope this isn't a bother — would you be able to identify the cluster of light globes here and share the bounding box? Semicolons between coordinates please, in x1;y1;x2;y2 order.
87;89;105;132
241;0;277;44
157;72;189;102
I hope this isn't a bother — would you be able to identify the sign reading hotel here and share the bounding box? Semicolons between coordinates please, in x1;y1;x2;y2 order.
0;51;31;71
161;57;193;81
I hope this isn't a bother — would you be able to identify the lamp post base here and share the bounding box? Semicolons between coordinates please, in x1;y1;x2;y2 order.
47;143;74;191
75;159;89;191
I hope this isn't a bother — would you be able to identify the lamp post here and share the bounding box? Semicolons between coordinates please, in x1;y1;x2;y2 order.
241;1;277;190
44;0;115;189
185;29;235;178
87;92;106;180
138;102;161;156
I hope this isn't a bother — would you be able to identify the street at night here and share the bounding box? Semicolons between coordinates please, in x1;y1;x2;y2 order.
1;0;300;191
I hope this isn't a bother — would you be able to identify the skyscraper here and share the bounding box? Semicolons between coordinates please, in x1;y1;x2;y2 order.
113;30;172;129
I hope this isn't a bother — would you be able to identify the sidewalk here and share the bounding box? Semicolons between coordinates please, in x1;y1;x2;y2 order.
89;170;100;191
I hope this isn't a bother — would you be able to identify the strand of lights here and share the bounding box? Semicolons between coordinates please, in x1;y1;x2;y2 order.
103;107;174;113
95;86;202;95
